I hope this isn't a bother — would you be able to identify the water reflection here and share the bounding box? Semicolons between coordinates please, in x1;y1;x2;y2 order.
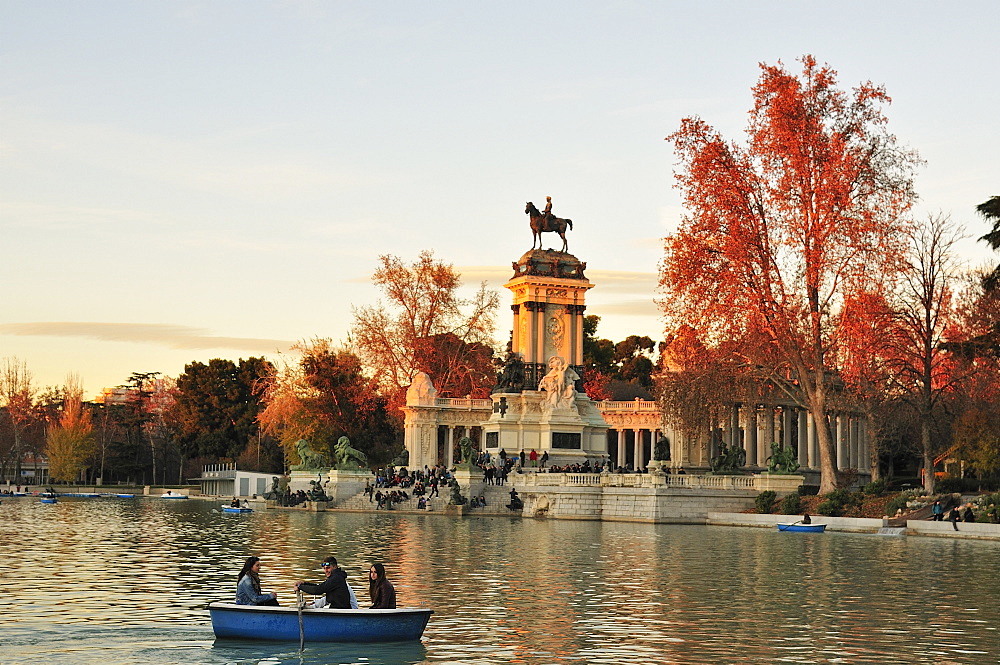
3;497;1000;663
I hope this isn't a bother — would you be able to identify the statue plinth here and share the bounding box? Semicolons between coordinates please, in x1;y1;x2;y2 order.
289;469;328;493
324;469;371;505
755;473;805;496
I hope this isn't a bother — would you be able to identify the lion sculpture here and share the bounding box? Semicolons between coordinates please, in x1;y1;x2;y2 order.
766;442;800;474
290;439;329;471
334;436;368;470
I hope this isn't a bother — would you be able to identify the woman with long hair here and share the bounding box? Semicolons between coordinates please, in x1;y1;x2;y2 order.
368;562;396;609
235;556;279;606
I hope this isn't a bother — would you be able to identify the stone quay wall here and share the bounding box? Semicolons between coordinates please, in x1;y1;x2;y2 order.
514;473;757;523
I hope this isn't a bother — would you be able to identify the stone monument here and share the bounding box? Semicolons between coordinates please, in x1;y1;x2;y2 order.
482;198;608;466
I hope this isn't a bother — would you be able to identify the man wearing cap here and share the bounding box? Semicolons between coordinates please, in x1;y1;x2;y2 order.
295;555;352;609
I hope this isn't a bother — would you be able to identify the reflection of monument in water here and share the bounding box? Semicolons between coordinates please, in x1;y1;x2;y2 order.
403;200;610;468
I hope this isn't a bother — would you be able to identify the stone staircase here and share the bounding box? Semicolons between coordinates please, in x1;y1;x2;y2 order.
333;483;520;515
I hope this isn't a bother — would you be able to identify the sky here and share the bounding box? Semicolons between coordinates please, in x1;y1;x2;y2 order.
2;1;998;398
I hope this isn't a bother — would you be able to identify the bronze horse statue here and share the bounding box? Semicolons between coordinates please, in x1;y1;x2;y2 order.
526;202;573;252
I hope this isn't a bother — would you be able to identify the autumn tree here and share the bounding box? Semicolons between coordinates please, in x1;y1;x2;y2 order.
351;250;500;408
886;214;965;492
838;290;899;480
0;358;40;482
46;376;95;483
661;55;921;492
258;339;399;468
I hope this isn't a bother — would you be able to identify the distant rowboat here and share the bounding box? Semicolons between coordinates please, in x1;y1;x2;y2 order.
777;523;826;533
40;498;58;504
161;492;188;499
208;602;433;642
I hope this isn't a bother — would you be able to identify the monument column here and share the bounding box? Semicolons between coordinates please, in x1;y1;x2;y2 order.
746;407;758;469
617;430;627;469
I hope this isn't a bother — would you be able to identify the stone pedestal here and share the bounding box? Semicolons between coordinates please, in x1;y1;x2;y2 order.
324;469;372;505
755;473;805;496
288;470;327;493
453;464;485;500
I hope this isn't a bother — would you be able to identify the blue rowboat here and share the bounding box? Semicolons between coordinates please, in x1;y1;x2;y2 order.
777;523;826;533
208;602;433;642
115;494;135;498
40;498;58;504
222;506;253;513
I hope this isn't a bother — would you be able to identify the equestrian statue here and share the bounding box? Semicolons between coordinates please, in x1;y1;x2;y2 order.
526;196;573;252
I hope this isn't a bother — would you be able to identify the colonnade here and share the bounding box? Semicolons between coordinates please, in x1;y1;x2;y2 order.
606;427;663;471
717;403;870;472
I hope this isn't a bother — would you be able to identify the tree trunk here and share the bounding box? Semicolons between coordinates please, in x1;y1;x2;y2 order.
866;412;880;481
921;415;934;493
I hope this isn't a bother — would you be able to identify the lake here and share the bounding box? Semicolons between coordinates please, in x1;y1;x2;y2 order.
2;496;998;664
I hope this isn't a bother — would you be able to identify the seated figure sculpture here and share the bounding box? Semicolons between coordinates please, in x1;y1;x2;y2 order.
538;355;580;409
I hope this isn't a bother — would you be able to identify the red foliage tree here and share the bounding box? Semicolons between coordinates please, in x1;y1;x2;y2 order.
661;55;921;492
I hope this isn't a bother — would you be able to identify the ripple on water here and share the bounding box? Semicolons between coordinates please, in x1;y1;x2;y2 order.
3;500;1000;663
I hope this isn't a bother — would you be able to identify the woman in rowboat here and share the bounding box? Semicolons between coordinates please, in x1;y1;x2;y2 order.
368;563;396;609
235;556;279;606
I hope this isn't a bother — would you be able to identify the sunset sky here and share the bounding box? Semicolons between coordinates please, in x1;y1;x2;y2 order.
2;1;998;398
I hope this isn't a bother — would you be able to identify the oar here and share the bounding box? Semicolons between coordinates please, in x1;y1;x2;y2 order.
296;588;305;652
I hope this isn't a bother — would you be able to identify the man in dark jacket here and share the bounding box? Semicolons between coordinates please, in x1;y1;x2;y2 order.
295;556;352;609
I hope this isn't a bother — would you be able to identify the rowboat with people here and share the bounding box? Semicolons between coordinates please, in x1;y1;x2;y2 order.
207;602;433;642
160;491;187;499
222;505;253;513
777;522;826;533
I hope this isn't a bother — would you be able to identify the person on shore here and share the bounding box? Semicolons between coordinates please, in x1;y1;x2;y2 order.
963;504;976;522
368;563;397;609
931;501;944;521
540;451;548;468
235;556;279;606
529;449;538;467
295;556;352;609
519;449;526;467
948;505;961;531
506;487;523;511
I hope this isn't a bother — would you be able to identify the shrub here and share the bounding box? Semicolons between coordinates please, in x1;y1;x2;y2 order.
781;492;802;515
756;490;777;514
816;499;843;517
824;488;851;505
861;479;886;496
884;493;909;516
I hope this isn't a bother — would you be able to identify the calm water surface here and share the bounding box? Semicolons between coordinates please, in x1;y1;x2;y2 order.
1;497;998;664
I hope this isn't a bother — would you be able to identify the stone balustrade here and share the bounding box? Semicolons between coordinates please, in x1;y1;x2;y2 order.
517;472;790;492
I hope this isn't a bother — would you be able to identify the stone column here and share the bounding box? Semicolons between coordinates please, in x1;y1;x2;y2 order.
446;426;455;467
836;415;847;470
797;410;808;468
633;429;643;470
860;418;870;472
617;429;626;469
746;407;758;469
807;412;817;469
782;408;793;450
764;406;775;461
849;417;858;469
756;409;767;467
